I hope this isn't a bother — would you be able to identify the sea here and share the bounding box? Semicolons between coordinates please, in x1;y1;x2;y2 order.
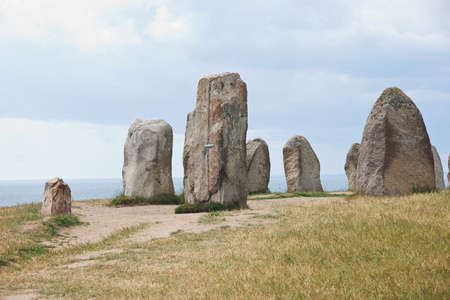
0;175;350;208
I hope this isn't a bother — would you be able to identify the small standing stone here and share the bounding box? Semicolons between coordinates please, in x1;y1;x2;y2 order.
356;87;435;195
283;135;323;192
246;138;270;193
122;118;175;198
42;177;71;216
431;146;445;190
344;143;360;191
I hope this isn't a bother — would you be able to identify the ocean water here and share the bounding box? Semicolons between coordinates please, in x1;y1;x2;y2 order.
0;175;349;208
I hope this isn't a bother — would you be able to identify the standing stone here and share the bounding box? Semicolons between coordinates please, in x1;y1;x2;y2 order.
431;146;445;190
283;135;323;192
42;177;71;216
356;87;435;196
183;72;248;207
344;143;360;191
246;138;270;193
122;118;175;198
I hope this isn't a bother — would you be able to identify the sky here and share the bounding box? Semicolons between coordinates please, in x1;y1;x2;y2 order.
0;0;449;181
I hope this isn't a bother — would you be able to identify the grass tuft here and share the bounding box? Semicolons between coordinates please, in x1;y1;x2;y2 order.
109;193;183;207
175;201;240;214
42;214;85;236
198;211;228;224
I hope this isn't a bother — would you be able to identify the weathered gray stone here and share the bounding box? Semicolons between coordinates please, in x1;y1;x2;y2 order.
42;177;71;216
246;138;270;193
356;87;435;196
344;143;360;191
431;146;445;190
183;72;248;207
122;118;175;198
283;135;323;192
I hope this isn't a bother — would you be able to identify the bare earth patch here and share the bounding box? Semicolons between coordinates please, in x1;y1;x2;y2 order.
43;196;345;249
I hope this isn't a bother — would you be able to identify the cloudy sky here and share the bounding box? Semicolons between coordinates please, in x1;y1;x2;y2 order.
0;0;449;182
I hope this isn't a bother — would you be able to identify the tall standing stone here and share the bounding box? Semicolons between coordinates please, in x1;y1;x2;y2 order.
356;87;435;196
183;72;248;207
344;143;360;191
283;135;323;192
448;154;450;188
431;146;445;190
122;118;175;198
42;177;71;216
246;138;270;193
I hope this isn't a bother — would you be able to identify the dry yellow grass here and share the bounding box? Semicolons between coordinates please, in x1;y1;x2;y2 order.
1;190;449;299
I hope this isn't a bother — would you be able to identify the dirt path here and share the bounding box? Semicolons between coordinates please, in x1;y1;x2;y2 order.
44;196;347;248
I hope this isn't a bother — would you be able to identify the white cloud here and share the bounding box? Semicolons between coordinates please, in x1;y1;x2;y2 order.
146;6;190;41
0;0;143;49
350;0;450;51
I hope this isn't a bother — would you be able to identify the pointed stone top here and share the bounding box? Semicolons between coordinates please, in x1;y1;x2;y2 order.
375;87;417;111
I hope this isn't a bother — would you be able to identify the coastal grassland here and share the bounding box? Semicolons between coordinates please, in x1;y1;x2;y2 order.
1;190;449;299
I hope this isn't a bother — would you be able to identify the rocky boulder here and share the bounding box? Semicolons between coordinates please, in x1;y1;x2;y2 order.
431;146;445;190
122;118;175;198
283;135;323;192
356;87;435;196
183;72;248;207
42;177;71;216
344;143;360;191
246;138;270;193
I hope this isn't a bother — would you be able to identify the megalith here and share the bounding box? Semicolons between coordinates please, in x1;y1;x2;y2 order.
283;135;323;192
246;138;270;193
356;87;435;196
122;118;175;198
431;146;445;190
344;143;360;191
183;72;248;207
42;177;71;216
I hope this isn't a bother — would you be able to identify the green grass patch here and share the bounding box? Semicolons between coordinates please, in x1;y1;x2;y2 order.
412;186;438;194
109;193;183;207
198;211;227;224
175;201;240;214
250;213;280;219
248;189;270;195
42;214;85;236
249;191;351;200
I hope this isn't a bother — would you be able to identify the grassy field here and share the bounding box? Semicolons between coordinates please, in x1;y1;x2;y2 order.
0;190;449;299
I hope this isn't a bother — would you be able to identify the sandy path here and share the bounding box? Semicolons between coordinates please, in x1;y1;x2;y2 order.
44;196;346;248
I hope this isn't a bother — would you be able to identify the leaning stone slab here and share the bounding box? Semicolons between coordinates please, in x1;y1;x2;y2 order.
183;72;248;207
42;177;71;216
356;87;435;196
431;146;445;190
246;138;270;193
283;135;323;192
344;143;360;191
122;118;175;198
